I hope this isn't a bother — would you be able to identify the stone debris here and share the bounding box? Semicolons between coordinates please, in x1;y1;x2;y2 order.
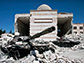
33;60;40;63
0;33;14;47
64;34;84;42
43;50;56;61
0;33;84;63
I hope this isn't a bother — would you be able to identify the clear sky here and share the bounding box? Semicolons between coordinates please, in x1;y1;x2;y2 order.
0;0;84;32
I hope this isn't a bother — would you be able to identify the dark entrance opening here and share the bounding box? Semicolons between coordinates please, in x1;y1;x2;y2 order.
17;17;30;36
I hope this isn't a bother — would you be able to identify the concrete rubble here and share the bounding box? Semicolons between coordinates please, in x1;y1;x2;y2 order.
0;33;84;63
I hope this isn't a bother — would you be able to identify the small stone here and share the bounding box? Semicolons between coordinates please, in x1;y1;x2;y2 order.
33;60;40;63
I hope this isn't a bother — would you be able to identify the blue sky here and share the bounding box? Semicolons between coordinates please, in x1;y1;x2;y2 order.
0;0;84;32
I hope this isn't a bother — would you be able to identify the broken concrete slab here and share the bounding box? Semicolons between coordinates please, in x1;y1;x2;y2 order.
43;50;56;61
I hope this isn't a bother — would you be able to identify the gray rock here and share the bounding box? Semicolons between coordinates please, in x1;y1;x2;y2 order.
56;58;66;63
26;55;35;63
43;50;56;61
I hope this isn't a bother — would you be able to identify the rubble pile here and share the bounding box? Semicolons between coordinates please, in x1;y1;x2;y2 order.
0;33;84;63
64;34;84;50
0;33;14;46
64;34;84;42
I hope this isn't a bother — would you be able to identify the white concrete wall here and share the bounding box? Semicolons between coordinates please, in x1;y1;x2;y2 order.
30;10;57;41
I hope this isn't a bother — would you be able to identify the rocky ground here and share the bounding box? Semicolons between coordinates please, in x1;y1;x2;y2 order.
0;33;84;63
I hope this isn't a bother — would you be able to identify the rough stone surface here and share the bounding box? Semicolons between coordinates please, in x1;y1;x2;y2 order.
0;33;84;63
43;50;56;61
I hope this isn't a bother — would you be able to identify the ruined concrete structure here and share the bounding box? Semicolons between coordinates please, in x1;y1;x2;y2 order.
73;23;84;34
15;4;73;41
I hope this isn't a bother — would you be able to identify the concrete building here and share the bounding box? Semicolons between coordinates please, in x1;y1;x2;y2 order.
73;23;84;34
15;4;73;41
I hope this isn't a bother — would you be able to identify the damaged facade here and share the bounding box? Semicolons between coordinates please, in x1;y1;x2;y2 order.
15;4;73;41
73;23;84;34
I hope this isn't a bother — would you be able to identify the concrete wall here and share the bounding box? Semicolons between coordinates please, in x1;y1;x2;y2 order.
30;10;57;41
